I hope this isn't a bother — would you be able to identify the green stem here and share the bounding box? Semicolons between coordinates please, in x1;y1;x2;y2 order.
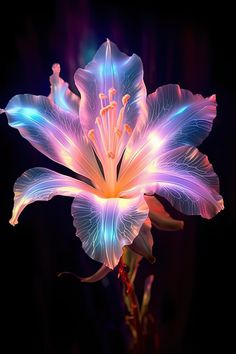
118;257;142;354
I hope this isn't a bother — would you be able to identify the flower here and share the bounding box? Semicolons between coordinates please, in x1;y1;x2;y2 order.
1;40;224;277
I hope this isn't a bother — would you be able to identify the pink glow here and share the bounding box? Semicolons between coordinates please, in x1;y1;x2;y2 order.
1;39;224;269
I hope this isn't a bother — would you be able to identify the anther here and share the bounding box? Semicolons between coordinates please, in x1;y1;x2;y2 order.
88;129;95;141
114;128;122;138
124;124;132;135
108;88;117;102
99;93;107;100
122;94;130;106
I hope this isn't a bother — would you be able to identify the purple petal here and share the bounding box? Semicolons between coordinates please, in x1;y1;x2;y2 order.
80;264;111;283
49;63;80;115
10;167;98;226
153;146;224;218
5;94;103;184
71;193;148;269
128;218;156;263
74;39;147;134
147;84;216;151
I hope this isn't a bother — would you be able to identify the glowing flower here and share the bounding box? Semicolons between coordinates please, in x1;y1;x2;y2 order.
1;40;223;276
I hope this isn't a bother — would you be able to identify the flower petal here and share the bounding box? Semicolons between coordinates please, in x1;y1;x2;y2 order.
151;146;224;219
49;63;80;115
119;85;217;190
146;84;217;152
127;218;156;263
5;94;104;186
71;193;148;269
144;195;184;231
74;39;147;133
10;167;98;226
79;264;111;283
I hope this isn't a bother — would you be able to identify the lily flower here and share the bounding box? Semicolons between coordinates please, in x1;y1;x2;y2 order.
1;40;223;279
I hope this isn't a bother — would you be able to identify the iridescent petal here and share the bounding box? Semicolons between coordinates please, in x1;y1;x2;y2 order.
5;94;104;186
74;39;147;133
121;84;217;181
10;167;98;226
144;195;184;231
146;84;216;151
127;218;156;263
49;63;80;115
71;193;148;269
150;146;224;219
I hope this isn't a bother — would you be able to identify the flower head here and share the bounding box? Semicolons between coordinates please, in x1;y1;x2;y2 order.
1;40;223;276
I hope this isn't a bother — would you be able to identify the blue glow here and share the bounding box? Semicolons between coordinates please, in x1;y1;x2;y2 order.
54;88;71;112
7;107;42;121
174;105;188;115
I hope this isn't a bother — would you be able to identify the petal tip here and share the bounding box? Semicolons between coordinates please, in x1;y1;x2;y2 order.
209;94;216;103
9;218;17;226
52;63;61;74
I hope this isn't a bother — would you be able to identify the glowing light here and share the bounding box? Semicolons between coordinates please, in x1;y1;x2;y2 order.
174;105;188;115
1;39;223;271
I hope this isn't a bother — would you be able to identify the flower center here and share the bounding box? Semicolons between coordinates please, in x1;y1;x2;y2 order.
87;88;132;196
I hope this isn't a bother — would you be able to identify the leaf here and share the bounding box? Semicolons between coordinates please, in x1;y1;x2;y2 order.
140;274;155;320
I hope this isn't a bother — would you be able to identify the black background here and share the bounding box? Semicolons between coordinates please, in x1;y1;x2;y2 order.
0;1;235;354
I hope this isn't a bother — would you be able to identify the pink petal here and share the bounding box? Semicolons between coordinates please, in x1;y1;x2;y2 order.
5;94;103;185
79;264;111;283
49;63;80;115
153;146;224;218
144;195;184;231
74;39;147;134
71;193;148;269
128;218;156;263
10;167;98;226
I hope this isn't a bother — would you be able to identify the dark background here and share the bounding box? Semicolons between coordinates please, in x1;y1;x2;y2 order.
0;1;235;354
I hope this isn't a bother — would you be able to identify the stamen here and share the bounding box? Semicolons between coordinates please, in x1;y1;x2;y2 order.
99;93;107;108
88;129;95;141
114;128;122;138
122;94;130;106
124;124;132;135
100;105;110;117
108;88;117;102
95;116;107;154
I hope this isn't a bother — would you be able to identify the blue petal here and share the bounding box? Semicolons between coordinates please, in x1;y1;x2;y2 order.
147;84;217;151
10;167;97;226
5;94;102;182
74;39;147;133
71;192;148;269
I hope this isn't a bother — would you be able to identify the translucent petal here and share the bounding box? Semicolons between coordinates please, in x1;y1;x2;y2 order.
144;195;184;231
146;84;217;151
5;94;103;185
151;146;224;219
127;218;156;263
49;63;80;115
71;192;148;269
74;39;147;133
10;167;98;226
79;264;111;283
121;84;217;180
